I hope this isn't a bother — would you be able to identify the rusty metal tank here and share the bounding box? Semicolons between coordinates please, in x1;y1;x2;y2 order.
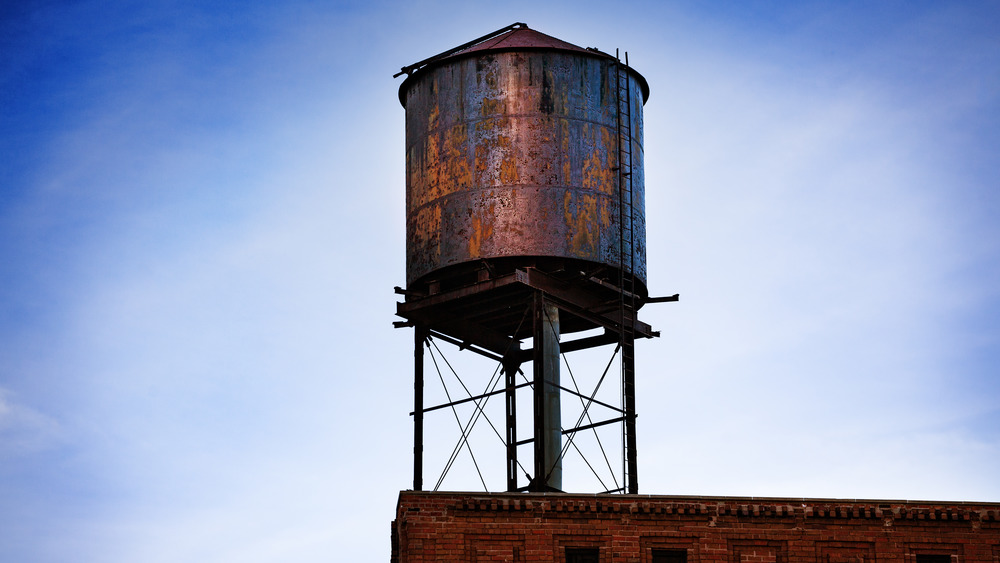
399;25;649;297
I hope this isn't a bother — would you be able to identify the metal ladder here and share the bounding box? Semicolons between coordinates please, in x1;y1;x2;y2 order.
615;50;639;494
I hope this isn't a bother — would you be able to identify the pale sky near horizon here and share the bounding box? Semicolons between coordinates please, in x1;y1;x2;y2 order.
2;1;999;561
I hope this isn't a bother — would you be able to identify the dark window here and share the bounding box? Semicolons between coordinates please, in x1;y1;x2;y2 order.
566;547;600;563
652;549;688;563
916;556;951;563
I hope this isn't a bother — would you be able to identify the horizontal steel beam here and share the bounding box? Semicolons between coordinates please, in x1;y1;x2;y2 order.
406;310;521;358
563;416;625;435
428;330;507;363
557;331;619;354
396;273;520;316
554;385;624;415
412;381;532;415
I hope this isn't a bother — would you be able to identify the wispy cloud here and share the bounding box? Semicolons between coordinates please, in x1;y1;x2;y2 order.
0;388;61;456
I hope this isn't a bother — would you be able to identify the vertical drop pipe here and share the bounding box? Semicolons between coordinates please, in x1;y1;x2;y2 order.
533;293;562;491
542;303;562;490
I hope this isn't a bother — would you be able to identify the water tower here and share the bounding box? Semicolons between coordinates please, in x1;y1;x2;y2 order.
393;23;675;494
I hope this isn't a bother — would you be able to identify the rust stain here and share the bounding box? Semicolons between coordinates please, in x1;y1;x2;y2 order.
599;127;615;195
468;202;495;258
412;203;442;261
560;119;570;183
475;116;501;133
580;128;602;190
565;191;598;257
481;63;498;89
581;126;615;194
498;135;518;184
428;104;440;131
473;117;517;187
581;150;600;190
481;97;504;116
474;144;487;185
425;132;440;202
444;124;470;194
406;147;420;204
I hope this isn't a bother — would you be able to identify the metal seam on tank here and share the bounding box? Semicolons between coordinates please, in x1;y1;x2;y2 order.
406;185;621;216
405;190;643;222
405;117;629;148
403;102;645;153
404;114;627;153
406;197;641;247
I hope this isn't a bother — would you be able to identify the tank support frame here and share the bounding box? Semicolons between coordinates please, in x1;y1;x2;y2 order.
396;266;658;493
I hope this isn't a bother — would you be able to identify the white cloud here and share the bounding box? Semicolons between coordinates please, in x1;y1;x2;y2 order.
0;389;62;456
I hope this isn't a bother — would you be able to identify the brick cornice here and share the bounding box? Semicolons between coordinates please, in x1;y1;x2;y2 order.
396;491;1000;523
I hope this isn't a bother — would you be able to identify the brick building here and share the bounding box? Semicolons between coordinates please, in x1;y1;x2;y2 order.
391;491;1000;562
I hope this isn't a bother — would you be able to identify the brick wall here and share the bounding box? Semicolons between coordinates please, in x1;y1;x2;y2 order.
391;492;1000;563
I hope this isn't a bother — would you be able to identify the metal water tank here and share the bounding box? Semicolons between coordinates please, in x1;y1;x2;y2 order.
399;25;649;297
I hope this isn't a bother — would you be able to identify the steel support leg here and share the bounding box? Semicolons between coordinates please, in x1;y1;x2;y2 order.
504;357;519;492
413;326;426;491
623;332;638;494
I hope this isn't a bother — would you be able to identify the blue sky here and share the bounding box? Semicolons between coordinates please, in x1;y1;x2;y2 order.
2;1;999;561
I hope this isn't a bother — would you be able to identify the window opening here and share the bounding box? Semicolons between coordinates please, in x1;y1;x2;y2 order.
566;547;600;563
652;549;688;563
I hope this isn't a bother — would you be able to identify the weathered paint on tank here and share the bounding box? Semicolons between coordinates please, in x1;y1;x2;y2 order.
403;50;646;290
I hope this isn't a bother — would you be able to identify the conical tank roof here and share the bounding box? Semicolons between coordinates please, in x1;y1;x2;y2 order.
397;24;649;106
444;26;594;57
